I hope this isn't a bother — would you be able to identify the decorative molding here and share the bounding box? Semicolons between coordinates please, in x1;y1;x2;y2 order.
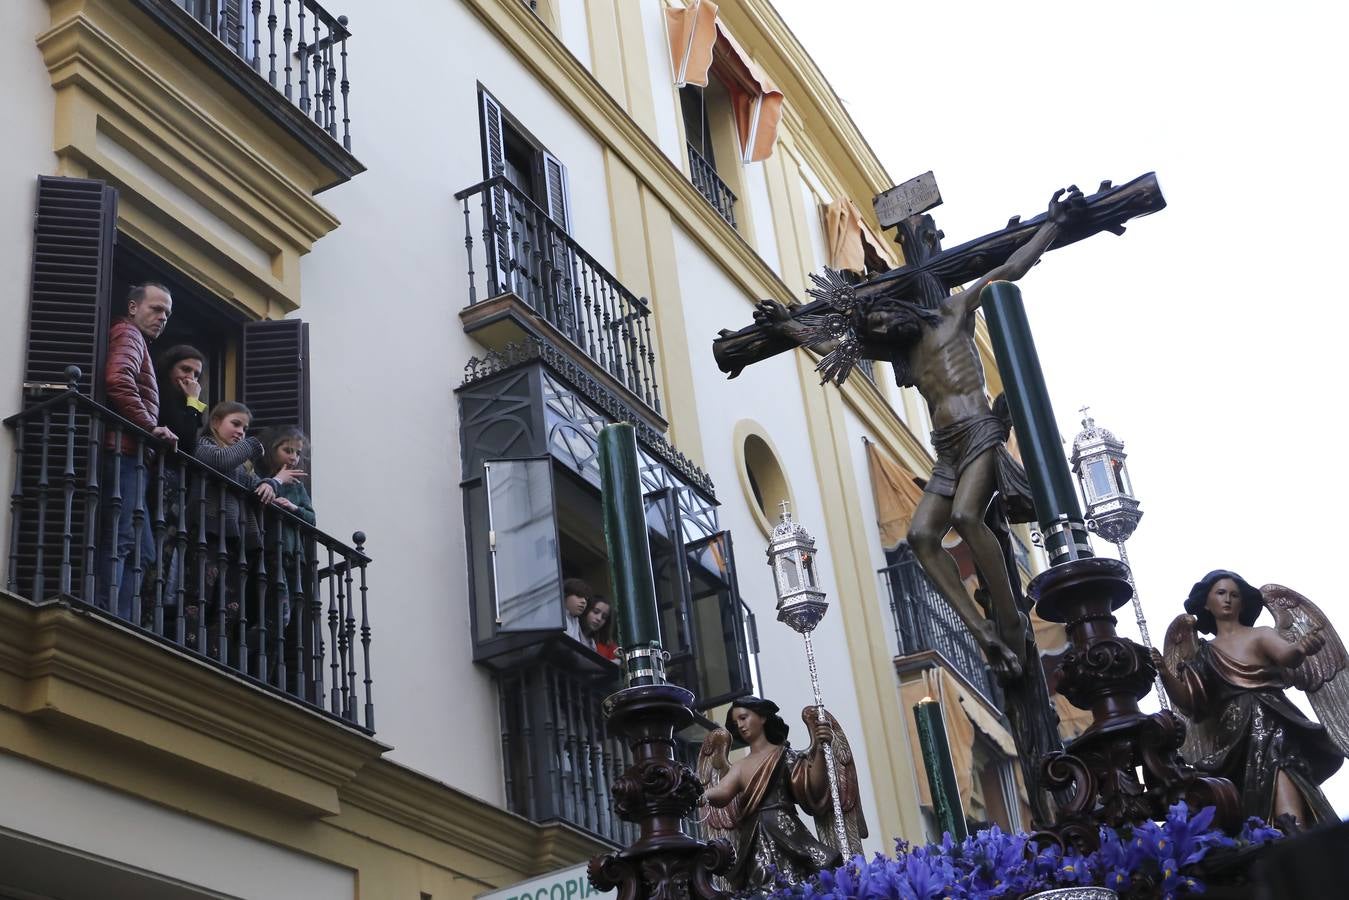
462;339;716;499
0;592;386;817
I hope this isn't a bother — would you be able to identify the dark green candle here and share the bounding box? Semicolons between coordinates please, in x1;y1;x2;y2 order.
982;281;1093;564
914;698;967;841
598;424;661;652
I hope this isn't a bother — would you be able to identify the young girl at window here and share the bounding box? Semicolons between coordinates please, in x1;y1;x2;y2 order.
582;595;617;660
257;426;315;632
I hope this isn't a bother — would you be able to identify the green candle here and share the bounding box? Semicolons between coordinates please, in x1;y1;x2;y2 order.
598;424;661;652
914;698;967;841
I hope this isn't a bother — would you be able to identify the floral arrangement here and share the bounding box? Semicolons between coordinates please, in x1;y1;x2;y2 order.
767;803;1282;900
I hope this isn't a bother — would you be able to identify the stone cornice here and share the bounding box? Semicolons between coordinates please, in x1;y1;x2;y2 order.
340;760;611;879
37;5;341;246
0;593;386;817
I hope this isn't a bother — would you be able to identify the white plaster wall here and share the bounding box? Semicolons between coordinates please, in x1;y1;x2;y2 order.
639;0;684;166
799;180;828;271
672;224;884;854
743;162;781;273
0;0;58;571
298;0;617;803
557;0;593;71
0;754;354;898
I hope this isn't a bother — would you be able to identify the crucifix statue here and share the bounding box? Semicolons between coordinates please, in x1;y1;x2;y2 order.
713;172;1165;819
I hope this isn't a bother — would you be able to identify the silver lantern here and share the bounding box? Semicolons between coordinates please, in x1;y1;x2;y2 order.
1069;408;1165;709
768;502;829;634
766;503;848;853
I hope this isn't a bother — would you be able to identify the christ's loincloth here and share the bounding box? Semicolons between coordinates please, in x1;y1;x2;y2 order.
927;412;1035;523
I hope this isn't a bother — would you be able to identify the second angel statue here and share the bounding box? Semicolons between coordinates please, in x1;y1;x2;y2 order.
698;697;866;893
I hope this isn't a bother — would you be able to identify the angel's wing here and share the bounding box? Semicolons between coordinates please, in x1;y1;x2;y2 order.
1262;584;1349;756
800;706;867;859
696;728;740;843
1162;613;1220;764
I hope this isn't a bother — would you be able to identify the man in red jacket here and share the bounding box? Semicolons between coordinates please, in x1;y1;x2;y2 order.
102;282;177;619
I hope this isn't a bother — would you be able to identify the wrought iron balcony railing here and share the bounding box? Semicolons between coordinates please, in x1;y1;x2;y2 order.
455;175;662;417
686;142;737;229
498;659;706;846
4;373;375;732
168;0;353;150
881;544;1004;711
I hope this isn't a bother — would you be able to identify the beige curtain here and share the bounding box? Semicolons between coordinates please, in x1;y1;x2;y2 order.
665;0;718;87
865;441;926;550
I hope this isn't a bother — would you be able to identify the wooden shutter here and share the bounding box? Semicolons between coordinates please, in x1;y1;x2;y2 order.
541;151;569;231
220;0;246;54
24;176;117;399
240;318;310;437
13;175;118;602
480;90;514;297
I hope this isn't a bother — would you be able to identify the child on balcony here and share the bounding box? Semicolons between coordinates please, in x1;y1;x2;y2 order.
581;595;617;661
187;402;303;653
256;426;315;633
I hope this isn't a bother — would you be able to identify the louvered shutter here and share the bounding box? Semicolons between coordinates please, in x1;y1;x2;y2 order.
24;176;116;399
220;0;246;55
240;319;310;437
480;90;514;297
13;175;118;602
541;151;569;231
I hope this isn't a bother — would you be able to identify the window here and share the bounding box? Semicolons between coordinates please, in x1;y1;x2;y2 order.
479;88;569;230
736;425;793;538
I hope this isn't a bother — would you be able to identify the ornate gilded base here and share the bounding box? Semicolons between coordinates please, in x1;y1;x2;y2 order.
1030;559;1240;851
588;685;734;900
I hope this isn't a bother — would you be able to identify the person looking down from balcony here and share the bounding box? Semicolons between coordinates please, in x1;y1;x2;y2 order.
582;595;617;660
562;577;592;643
101;282;177;619
186;403;304;643
156;345;207;456
257;425;316;631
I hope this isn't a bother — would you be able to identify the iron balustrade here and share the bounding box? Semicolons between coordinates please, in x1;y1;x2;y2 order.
4;372;375;732
497;660;706;846
686;142;737;229
171;0;353;151
881;544;1004;711
455;175;662;416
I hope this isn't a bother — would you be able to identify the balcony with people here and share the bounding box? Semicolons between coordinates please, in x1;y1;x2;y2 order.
5;176;375;735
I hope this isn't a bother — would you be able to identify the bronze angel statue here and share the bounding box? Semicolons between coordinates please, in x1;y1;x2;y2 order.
697;697;867;893
1152;569;1349;829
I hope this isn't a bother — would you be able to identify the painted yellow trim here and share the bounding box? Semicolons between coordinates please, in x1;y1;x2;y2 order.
0;592;609;896
38;0;346;316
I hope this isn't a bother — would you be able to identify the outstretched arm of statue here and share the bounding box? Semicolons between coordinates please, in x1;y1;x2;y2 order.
1258;625;1324;669
1150;646;1197;711
954;186;1084;316
703;762;742;808
751;299;829;350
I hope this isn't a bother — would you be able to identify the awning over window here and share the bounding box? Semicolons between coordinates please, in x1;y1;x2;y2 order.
665;0;718;87
825;198;892;273
665;2;783;163
714;25;783;163
865;440;927;549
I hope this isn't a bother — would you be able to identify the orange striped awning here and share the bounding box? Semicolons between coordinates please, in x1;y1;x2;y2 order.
713;24;783;163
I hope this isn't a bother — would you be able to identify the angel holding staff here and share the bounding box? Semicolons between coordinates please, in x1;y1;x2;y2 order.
1152;570;1349;829
697;697;866;892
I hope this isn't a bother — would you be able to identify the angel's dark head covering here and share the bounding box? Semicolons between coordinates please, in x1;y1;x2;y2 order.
1185;569;1263;633
726;696;790;746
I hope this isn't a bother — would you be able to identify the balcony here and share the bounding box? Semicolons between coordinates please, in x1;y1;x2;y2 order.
455;176;663;425
499;656;707;846
4;375;375;733
881;544;1003;712
687;142;737;229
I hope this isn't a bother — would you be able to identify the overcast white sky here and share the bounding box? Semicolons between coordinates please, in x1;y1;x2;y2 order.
769;0;1349;817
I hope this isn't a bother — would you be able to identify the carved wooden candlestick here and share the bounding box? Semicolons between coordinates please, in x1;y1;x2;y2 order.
1030;557;1241;850
588;684;734;900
